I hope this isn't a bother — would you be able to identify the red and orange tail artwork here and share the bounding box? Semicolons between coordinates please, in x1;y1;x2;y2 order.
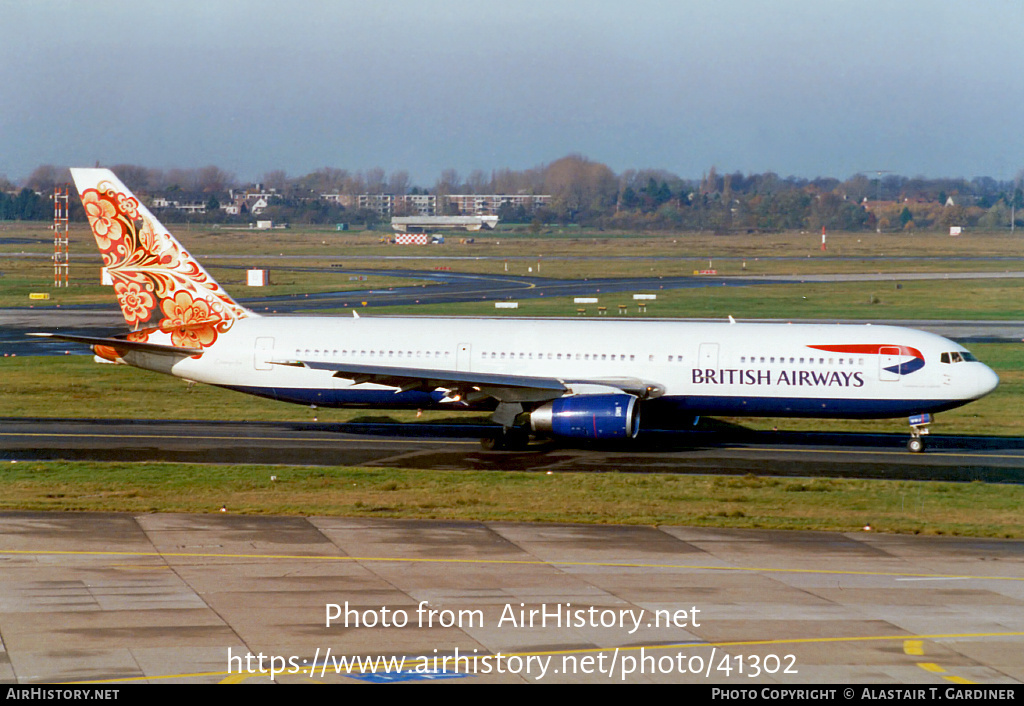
70;168;255;360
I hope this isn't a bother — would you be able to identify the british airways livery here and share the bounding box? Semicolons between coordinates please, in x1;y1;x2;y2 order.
36;169;999;453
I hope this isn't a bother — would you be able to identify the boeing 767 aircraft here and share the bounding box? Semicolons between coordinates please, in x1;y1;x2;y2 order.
35;168;999;452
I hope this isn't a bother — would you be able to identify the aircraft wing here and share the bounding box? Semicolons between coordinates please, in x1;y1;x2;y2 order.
275;359;665;404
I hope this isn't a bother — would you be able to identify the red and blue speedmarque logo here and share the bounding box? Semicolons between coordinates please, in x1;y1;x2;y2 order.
808;344;926;376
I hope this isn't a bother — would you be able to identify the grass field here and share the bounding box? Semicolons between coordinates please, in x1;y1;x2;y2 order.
2;462;1022;538
4;222;1024;308
6;221;1024;260
349;278;1024;321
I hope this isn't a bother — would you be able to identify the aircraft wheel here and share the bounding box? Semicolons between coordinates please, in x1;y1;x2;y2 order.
907;437;925;453
480;428;529;451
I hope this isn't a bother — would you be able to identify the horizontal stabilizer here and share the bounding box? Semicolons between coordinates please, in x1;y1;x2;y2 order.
29;332;203;357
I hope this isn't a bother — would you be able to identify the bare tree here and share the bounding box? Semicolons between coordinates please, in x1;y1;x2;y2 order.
197;165;236;192
343;172;366;196
543;154;617;221
165;168;200;191
435;168;461;195
315;167;349;193
111;164;153;191
491;168;520;194
364;167;387;194
387;170;410;196
145;168;168;190
262;170;289;192
24;165;67;192
840;174;872;202
466;169;490;194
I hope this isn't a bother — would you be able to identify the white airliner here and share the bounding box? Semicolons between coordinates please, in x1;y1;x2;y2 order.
37;168;999;452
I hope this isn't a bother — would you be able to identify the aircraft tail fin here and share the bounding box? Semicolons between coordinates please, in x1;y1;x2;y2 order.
70;168;254;349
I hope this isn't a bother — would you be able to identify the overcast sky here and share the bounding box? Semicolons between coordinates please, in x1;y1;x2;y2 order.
2;0;1022;185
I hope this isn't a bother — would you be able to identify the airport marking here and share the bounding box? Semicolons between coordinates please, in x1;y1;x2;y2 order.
4;433;1024;461
52;630;1023;684
906;639;978;684
742;446;1024;461
0;431;478;446
896;576;972;582
903;640;924;655
3;548;1023;581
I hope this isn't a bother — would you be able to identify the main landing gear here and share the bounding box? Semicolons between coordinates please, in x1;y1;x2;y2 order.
907;413;932;453
480;402;531;451
480;426;530;451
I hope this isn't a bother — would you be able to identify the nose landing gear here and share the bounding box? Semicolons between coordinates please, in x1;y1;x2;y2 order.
907;413;932;453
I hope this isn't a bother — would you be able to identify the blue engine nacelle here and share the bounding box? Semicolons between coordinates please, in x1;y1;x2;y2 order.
530;394;640;440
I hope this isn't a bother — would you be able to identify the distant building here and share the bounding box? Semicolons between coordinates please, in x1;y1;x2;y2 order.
358;194;394;216
399;194;438;216
445;194;549;216
151;193;208;213
391;215;498;232
357;193;548;217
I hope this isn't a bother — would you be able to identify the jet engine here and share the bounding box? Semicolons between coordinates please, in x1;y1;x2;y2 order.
530;394;640;440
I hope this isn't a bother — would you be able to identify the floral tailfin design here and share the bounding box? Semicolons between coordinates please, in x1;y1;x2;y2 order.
70;168;256;352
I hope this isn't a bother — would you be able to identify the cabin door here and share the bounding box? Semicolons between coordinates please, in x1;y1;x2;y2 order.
699;343;719;369
457;343;472;371
878;346;901;382
253;337;275;371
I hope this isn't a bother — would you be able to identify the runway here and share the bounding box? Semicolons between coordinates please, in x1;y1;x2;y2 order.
3;418;1023;482
0;511;1021;684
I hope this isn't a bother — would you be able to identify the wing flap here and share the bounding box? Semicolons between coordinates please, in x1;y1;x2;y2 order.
274;360;666;403
277;359;568;402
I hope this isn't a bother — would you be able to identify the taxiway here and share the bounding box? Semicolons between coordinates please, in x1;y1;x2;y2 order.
2;418;1023;482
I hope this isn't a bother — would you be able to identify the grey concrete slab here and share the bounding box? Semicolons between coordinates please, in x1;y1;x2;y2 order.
0;511;1021;684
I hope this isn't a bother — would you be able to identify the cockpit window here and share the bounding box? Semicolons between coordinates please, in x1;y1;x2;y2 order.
940;350;976;364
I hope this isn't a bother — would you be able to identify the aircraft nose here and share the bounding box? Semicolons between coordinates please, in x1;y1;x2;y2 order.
976;364;999;398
